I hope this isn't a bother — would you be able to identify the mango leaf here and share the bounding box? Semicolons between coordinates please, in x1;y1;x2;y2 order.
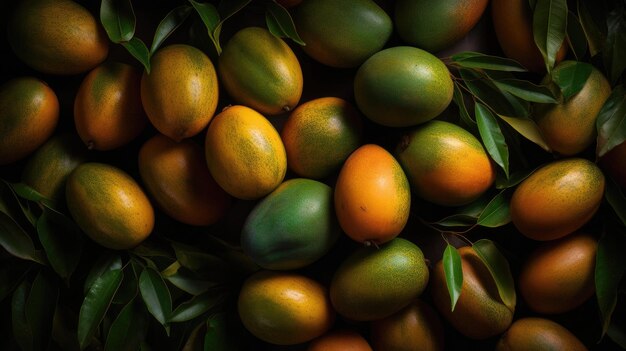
533;0;568;73
605;177;626;227
163;265;218;296
451;52;527;72
475;103;510;178
100;0;136;43
104;298;148;351
498;114;552;152
472;239;516;311
496;166;537;189
0;260;31;301
139;267;172;327
151;5;193;53
169;290;226;323
453;83;475;127
189;1;221;54
84;254;122;294
122;37;151;73
26;270;58;351
577;0;606;57
172;242;228;274
459;68;530;117
608;322;626;349
2;180;38;226
492;79;558;103
12;280;32;351
551;61;593;100
567;10;588;60
11;182;48;204
36;207;83;283
443;244;463;311
204;313;237;351
0;211;45;264
265;1;305;45
112;261;139;305
596;224;626;338
603;5;626;84
78;269;123;350
477;191;511;227
596;85;626;157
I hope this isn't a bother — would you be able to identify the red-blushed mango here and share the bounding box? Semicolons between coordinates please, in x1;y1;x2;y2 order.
354;46;454;127
334;144;410;245
395;0;489;53
22;133;87;204
491;0;567;73
65;163;154;250
518;232;597;314
396;120;495;206
330;238;429;321
510;158;605;241
307;329;372;351
535;62;612;156
74;62;147;150
237;270;335;345
281;97;364;179
292;0;392;68
0;77;59;165
496;317;588;351
219;27;302;115
7;0;108;75
138;134;231;227
599;140;626;190
141;44;218;141
371;299;445;351
205;105;287;200
431;246;514;340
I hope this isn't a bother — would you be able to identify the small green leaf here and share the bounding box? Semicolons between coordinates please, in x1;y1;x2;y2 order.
12;280;32;351
10;182;49;204
451;52;527;72
443;244;463;312
112;262;139;305
566;10;588;60
596;85;626;157
26;270;58;351
104;298;148;351
477;191;511;227
84;254;123;294
37;207;83;283
0;211;45;264
459;68;530;117
551;61;593;100
475;103;510;178
139;267;172;327
169;291;226;323
165;269;219;296
472;239;516;311
100;0;136;43
122;37;151;73
596;226;626;338
533;0;568;72
172;242;227;274
431;192;493;228
189;0;222;54
265;1;305;45
496;166;538;189
151;5;193;53
577;0;606;57
605;177;626;227
453;82;475;127
492;79;558;103
498;114;552;152
78;269;123;350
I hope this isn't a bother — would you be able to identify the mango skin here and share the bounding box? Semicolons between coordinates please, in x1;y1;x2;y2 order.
241;178;341;270
496;317;588;351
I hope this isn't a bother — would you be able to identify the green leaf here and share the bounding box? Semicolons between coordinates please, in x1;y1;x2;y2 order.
204;313;236;351
139;267;172;326
265;1;305;45
11;182;49;204
451;52;527;72
443;244;463;312
169;291;226;323
12;280;32;351
112;262;139;305
475;103;510;178
84;254;122;294
431;192;494;228
122;37;151;73
100;0;136;43
551;61;593;100
608;322;626;349
495;166;537;189
189;1;222;54
151;5;193;53
459;68;530;117
0;211;45;264
104;298;148;351
596;226;626;338
498;114;552;152
26;270;58;351
566;10;588;60
164;268;219;296
0;260;31;301
603;6;626;84
472;239;516;311
78;269;123;350
532;0;568;72
577;0;606;57
477;191;511;227
172;242;227;274
37;207;83;283
605;177;626;227
453;82;475;127
1;180;38;227
596;85;626;157
492;79;558;103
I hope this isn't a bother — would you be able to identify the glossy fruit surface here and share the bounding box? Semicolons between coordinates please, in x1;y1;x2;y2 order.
496;317;588;351
307;329;372;351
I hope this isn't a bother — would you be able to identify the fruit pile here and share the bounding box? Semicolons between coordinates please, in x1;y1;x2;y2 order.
0;0;625;350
